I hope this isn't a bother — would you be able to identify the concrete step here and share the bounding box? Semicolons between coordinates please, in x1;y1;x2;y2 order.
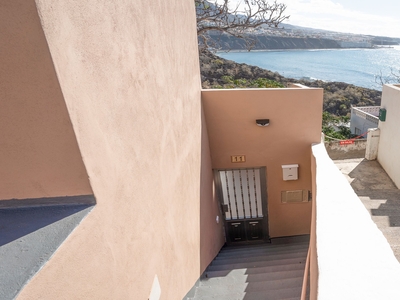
212;250;308;265
371;209;400;216
216;244;309;258
191;286;302;300
205;262;306;278
207;257;306;272
200;269;305;286
221;241;309;252
222;241;304;250
269;235;310;245
194;277;303;297
188;236;309;300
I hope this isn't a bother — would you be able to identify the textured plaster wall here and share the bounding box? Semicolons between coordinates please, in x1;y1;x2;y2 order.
378;84;400;188
0;0;92;200
202;88;323;237
200;107;225;272
325;139;366;160
15;0;222;299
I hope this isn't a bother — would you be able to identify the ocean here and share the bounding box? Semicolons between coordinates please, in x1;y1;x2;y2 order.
217;46;400;90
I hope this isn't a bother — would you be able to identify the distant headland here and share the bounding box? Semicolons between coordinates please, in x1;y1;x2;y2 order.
208;23;400;51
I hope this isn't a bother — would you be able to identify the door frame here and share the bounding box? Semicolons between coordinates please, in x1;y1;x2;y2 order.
214;166;269;244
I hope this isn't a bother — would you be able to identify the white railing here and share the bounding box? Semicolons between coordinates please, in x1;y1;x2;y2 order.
352;106;379;124
308;143;400;300
357;106;380;116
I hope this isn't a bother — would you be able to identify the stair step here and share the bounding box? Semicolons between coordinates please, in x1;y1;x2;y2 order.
195;277;303;297
189;236;309;300
212;250;308;265
270;235;310;245
192;286;302;300
220;242;309;254
216;245;308;259
207;257;306;272
205;262;306;278
200;269;305;286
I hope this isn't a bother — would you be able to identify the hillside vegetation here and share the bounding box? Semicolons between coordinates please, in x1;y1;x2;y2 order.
208;34;341;50
200;50;382;117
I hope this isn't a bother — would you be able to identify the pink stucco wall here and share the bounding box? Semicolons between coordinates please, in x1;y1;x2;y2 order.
202;88;323;237
0;0;92;200
200;107;225;272
11;1;224;299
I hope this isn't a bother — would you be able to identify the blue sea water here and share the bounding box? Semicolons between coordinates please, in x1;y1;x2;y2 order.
217;46;400;90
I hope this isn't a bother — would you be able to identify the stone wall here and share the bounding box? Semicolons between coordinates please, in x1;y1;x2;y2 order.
325;139;367;160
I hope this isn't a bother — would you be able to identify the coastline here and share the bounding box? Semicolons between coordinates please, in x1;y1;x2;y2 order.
200;49;383;116
216;46;399;53
216;47;400;90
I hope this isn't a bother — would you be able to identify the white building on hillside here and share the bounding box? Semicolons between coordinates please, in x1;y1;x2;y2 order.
350;106;379;137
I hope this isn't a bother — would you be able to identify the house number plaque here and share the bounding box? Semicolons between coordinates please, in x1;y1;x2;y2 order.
231;155;246;163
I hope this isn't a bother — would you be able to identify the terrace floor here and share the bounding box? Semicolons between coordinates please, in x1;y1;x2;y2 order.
334;158;400;262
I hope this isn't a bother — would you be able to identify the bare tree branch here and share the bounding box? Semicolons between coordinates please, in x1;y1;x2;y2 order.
196;0;289;51
375;67;400;86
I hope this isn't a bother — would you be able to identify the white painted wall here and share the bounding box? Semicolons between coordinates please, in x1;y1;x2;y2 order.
378;84;400;188
350;107;379;137
312;143;400;300
365;128;380;160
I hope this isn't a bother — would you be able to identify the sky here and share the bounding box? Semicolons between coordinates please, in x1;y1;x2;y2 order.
281;0;400;38
223;0;400;38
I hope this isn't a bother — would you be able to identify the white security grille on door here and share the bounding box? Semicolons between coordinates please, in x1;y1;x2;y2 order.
219;168;263;220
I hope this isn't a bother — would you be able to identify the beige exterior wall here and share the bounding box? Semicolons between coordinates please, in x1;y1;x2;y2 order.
202;88;323;237
11;1;224;299
200;108;226;272
378;84;400;188
0;0;92;200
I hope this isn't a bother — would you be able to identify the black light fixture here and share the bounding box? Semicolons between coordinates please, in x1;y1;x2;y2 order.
256;119;270;127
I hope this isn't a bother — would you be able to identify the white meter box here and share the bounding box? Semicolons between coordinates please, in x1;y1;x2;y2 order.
282;164;299;181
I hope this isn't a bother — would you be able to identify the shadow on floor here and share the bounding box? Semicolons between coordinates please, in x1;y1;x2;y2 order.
348;159;397;191
356;189;400;227
346;160;400;228
0;204;92;246
0;197;95;300
335;158;400;262
186;236;309;300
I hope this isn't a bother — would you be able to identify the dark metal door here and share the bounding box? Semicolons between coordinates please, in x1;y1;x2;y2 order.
216;167;269;244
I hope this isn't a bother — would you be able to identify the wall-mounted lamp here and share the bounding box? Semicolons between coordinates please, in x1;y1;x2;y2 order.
256;119;270;127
